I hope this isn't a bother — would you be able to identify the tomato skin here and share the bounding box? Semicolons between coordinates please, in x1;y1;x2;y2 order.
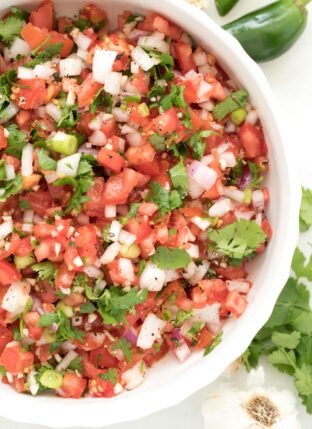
239;123;265;159
135;160;160;177
55;264;75;290
78;74;103;107
215;262;247;280
0;343;34;374
89;347;119;369
126;143;156;166
152;108;180;135
81;3;107;25
23;312;44;341
15;79;47;110
83;177;105;217
36;280;57;303
97;148;125;173
131;69;149;94
199;279;228;305
0;261;21;286
29;0;54;31
102;169;145;205
225;291;248;318
56;372;86;399
0;326;13;354
126;218;152;244
174;41;196;74
34;238;60;263
0;125;7;149
23;191;54;217
194;327;213;350
117;10;132;30
75;225;97;248
138;13;182;41
74;333;105;351
77;112;97;136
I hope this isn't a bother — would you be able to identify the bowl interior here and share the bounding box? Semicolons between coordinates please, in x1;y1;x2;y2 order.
0;0;300;427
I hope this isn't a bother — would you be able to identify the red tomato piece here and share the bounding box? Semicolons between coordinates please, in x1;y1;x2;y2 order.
89;347;118;369
152;108;180;135
0;326;13;354
80;3;107;25
239;123;265;159
126;217;152;244
0;125;7;149
23;312;44;341
0;260;21;286
83;177;105;218
126;143;156;166
88;377;115;398
225;291;248;318
0;343;34;374
97;148;125;173
55;264;75;290
15;79;47;110
58;373;87;399
24;191;54;217
75;333;105;351
174;41;196;74
29;0;54;31
199;279;228;305
78;74;103;108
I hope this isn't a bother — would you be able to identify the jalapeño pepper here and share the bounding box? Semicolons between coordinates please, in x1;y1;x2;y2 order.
223;0;311;62
215;0;240;16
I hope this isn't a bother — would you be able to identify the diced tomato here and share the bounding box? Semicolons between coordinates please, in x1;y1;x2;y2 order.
80;3;107;25
215;262;247;280
225;291;248;318
23;191;54;217
194;327;213;350
102;168;147;205
36;280;57;303
23;312;43;341
0;261;21;286
15;111;32;130
21;23;73;58
0;326;13;354
126;217;152;244
15;79;47;110
75;225;97;247
262;219;272;239
77;112;97;136
29;0;54;31
34;238;61;263
0;125;7;149
74;333;105;351
239;123;265;159
55;264;75;289
221;211;237;226
64;246;84;271
126;143;156;166
58;373;87;399
97;148;125;173
131;69;149;94
144;341;169;367
88;377;115;397
152;108;180;135
174;41;196;74
0;343;34;374
101;118;117;138
14;237;32;257
89;347;118;369
117;10;132;31
199;279;228;305
83;177;105;217
138;202;158;217
138;13;182;41
78;74;103;107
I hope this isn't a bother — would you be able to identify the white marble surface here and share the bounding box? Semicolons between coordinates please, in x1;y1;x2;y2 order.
1;0;312;427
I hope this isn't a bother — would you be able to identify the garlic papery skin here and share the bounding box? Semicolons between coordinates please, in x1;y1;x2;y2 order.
202;367;301;429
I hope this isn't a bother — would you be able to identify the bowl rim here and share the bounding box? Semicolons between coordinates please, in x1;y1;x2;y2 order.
0;0;301;427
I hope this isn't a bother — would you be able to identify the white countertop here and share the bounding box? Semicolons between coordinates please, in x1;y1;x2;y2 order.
1;1;312;428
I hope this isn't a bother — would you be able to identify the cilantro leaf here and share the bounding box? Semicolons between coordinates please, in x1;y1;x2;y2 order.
248;161;264;188
99;368;117;385
151;246;191;270
208;219;267;260
213;90;248;120
295;365;312;396
10;7;30;21
4;125;27;158
38;149;57;171
291;247;312;281
112;338;133;362
32;262;56;280
38;313;60;327
47;312;86;352
26;43;63;68
0;160;6;181
271;331;301;349
185;130;218;161
148;133;166;151
300;188;312;232
0;16;24;45
148;181;183;215
80;302;96;314
0;174;23;203
160;84;186;111
90;88;113;114
57;103;80;128
169;159;189;196
0;70;16;114
68;356;83;373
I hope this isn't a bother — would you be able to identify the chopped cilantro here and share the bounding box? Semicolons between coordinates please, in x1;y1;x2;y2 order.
90;88;113;114
0;70;16;116
99;368;117;385
80;302;96;314
4;125;27;159
26;43;63;68
208;219;267;260
32;262;56;281
147;181;183;215
37;149;57;171
160;84;186;112
57;103;80;128
128;203;140;218
9;7;30;21
175;309;193;326
148;133;166;151
19;199;30;210
300;188;312;232
204;331;223;356
112;338;133;362
0;160;6;181
248;161;264;188
169;159;189;196
0;16;24;45
38;313;60;328
185;130;218;161
213;90;248;120
151;246;191;270
0;174;23;203
68;356;83;373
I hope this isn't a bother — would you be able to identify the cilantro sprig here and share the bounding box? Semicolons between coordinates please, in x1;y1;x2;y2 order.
213;90;248;120
151;246;191;270
300;188;312;232
147;181;183;215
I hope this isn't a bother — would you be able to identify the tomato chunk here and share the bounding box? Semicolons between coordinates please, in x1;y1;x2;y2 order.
29;0;54;31
0;343;34;374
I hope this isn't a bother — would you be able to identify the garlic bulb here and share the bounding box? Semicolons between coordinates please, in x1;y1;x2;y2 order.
202;367;301;429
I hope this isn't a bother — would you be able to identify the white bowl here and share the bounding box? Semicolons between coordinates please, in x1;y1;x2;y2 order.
0;0;300;427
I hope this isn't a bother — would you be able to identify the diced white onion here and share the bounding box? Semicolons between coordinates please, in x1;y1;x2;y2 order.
75;33;92;50
100;242;121;265
172;338;191;363
189;260;210;286
17;66;35;79
0;103;19;124
139;263;165;291
187;161;217;191
246;110;259;125
46;102;62;122
76;48;88;61
220;152;236;168
56;350;78;372
118;258;134;282
209;198;233;217
130;61;140;74
89;130;107;146
93;49;117;84
138;32;169;54
225;121;236;134
59;57;82;77
104;72;122;95
188;176;205;199
34;63;55;79
191;216;210;231
88;116;102;131
186;244;199;258
108;220;122;242
122;361;146;390
45;171;58;183
234;210;255;220
105;205;116;218
21;144;33;177
164;269;180;283
5;164;15;180
131;46;160;71
28;370;40;396
23;210;34;224
193;303;221;325
193;51;207;66
252;190;265;211
57;153;81;178
137;313;166;350
66;90;76;106
197;80;213;101
9;37;31;59
120;124;136;134
0;218;13;239
118;230;136;246
1;281;31;316
200;100;215;111
226;280;250;294
112;107;129;123
126;131;142;147
83;265;103;279
224;187;245;203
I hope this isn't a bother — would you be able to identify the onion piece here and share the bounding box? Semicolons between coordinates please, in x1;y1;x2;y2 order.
246;110;259;125
21;144;33;177
193;303;221;325
9;37;31;59
172;339;191;363
0;103;19;124
131;46;160;71
224;187;245;203
252;190;265;211
209;198;233;217
186;244;199;258
0;218;13;239
108;220;122;242
122;361;146;390
83;265;102;279
118;230;136;246
105;205;116;219
137;313;166;350
104;72;122;95
34;63;55;79
46;102;62;122
89;130;107;146
138;32;169;54
57;153;81;178
226;280;250;294
1;281;31;316
188;176;205;199
17;66;35;80
193;51;207;66
56;350;78;372
59;57;82;77
191;216;210;231
187;161;217;191
93;49;117;84
100;242;121;265
112;107;129;123
164;269;180;283
5;164;15;181
118;258;134;282
139;263;165;291
75;32;92;50
126;131;142;147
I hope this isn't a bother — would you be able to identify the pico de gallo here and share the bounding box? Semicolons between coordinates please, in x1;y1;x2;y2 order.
0;1;271;398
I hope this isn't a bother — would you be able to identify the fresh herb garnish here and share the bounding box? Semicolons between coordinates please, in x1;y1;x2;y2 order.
213;90;248;120
0;174;23;203
26;43;63;68
147;181;183;215
151;246;191;270
112;338;133;362
148;133;166;151
184;130;218;161
204;331;223;356
300;188;312;232
169;159;189;196
90;88;113;114
99;368;118;385
0;15;24;45
32;262;56;281
4;125;27;158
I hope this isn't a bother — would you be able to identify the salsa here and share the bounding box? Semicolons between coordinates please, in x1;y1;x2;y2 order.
0;1;271;398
